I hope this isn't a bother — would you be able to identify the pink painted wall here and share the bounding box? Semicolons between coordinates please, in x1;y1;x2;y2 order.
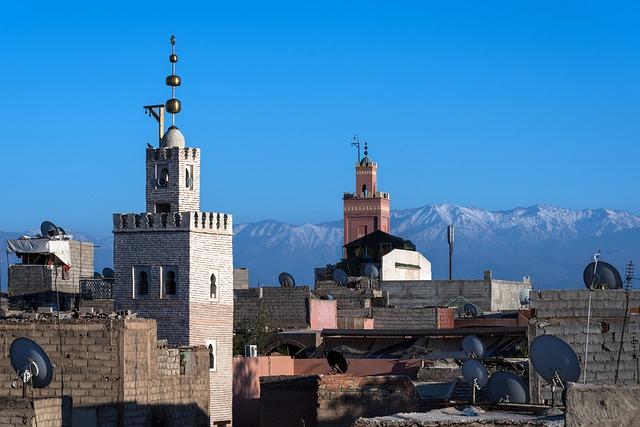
233;356;294;427
309;299;337;330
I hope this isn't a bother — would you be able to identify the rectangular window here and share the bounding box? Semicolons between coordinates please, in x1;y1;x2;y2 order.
132;266;150;298
161;266;178;297
206;339;217;371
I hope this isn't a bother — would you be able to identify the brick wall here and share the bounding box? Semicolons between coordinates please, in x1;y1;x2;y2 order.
146;147;201;213
529;289;640;404
314;282;378;310
234;287;311;330
0;318;209;426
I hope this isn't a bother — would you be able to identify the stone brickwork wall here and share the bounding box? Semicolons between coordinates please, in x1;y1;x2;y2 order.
259;375;422;427
382;274;530;311
234;287;311;329
0;318;209;426
146;147;201;213
529;289;640;404
233;268;249;289
0;397;69;427
314;282;381;310
371;307;438;329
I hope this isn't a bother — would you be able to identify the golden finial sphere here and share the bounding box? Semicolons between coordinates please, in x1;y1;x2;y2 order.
170;53;178;63
166;75;181;87
165;98;182;114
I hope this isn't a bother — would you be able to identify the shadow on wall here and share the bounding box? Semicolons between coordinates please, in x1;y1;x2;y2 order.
71;402;209;427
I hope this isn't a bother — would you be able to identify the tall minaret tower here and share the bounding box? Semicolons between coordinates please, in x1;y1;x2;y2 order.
113;36;234;425
343;142;391;245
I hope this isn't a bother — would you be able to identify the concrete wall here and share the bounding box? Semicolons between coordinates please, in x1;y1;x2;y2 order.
529;289;640;404
565;383;640;427
370;307;438;329
381;249;431;281
382;274;530;311
0;318;209;426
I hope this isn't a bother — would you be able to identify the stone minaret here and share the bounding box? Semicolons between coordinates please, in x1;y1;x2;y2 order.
113;36;233;425
343;143;391;245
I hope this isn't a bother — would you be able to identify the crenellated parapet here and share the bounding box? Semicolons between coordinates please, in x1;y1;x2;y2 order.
113;211;232;234
146;146;199;161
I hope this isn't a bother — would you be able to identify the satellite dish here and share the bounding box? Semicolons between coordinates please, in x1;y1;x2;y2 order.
332;269;348;286
583;261;623;290
463;303;479;317
57;227;67;236
327;351;348;374
462;359;489;387
486;372;529;404
93;272;102;278
40;221;60;238
102;268;115;278
461;335;485;358
530;335;580;384
278;272;296;288
10;338;53;389
364;264;379;279
519;289;531;306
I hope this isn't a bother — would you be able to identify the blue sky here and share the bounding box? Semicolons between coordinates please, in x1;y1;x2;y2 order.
2;1;640;237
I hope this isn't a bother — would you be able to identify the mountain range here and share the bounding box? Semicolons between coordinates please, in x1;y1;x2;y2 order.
2;204;639;290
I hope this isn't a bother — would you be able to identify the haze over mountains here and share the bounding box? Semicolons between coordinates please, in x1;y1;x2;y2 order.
2;204;639;290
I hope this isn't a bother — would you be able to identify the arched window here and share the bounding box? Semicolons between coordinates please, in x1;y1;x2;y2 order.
210;273;217;299
185;167;192;188
362;184;368;197
158;167;169;187
134;268;149;297
165;269;177;295
207;341;217;371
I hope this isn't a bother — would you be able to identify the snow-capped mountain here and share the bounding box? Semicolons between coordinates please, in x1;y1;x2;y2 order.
234;204;640;288
2;204;639;291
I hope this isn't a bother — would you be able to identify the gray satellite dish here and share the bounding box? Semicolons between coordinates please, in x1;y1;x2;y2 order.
40;221;60;238
463;303;479;317
332;269;348;286
461;335;485;358
486;372;529;404
583;261;623;290
10;338;54;392
462;359;489;387
278;272;296;288
102;268;115;278
530;335;580;384
364;264;379;279
519;289;531;306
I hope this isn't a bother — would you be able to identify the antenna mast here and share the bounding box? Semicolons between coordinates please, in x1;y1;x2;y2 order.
351;135;361;162
447;225;455;280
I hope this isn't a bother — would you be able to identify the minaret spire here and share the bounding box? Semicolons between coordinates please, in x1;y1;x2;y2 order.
165;34;182;126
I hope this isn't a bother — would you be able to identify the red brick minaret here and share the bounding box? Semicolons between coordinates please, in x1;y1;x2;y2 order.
343;143;391;245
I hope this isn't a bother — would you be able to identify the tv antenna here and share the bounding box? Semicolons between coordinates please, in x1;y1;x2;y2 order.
530;334;580;405
615;261;638;383
10;338;54;398
351;135;363;162
447;225;454;280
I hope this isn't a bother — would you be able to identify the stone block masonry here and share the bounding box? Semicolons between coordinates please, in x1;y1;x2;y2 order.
0;317;209;427
529;289;640;404
0;397;69;427
234;287;312;329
